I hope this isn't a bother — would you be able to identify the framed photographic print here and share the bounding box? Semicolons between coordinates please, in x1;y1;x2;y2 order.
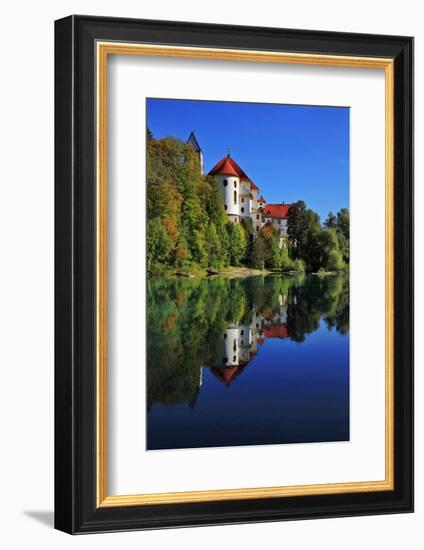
54;15;414;533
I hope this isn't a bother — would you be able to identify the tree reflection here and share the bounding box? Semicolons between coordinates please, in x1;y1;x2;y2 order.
147;274;349;410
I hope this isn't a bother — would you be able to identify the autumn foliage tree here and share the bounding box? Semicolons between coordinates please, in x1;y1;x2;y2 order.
147;132;236;273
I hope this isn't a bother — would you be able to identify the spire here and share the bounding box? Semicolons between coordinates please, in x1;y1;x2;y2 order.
226;147;231;157
187;131;202;152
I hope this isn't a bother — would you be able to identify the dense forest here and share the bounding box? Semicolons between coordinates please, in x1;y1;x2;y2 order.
147;132;350;275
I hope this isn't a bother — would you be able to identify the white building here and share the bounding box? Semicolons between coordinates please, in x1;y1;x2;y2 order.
188;132;292;247
206;300;289;385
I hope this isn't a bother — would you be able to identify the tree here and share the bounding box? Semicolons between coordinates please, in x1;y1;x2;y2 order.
336;208;350;264
147;218;172;270
287;201;320;260
173;236;190;269
305;228;340;272
205;222;223;268
269;234;282;269
337;208;350;239
324;211;337;229
251;236;268;269
326;248;345;272
227;223;247;266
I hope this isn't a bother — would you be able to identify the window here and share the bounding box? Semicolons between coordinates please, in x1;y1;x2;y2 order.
222;357;228;364
234;190;237;204
279;219;281;225
256;214;259;220
241;198;244;202
256;226;260;231
233;340;237;351
233;356;237;362
223;179;228;186
241;207;245;213
224;204;227;210
234;181;237;188
241;330;244;336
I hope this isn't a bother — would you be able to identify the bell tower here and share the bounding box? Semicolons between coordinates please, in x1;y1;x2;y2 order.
186;131;204;174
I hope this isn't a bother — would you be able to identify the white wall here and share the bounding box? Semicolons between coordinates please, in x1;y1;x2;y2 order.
0;0;421;548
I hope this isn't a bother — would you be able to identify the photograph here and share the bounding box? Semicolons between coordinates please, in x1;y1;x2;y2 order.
146;98;350;450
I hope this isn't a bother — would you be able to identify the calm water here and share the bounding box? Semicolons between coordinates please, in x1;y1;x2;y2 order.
147;274;349;450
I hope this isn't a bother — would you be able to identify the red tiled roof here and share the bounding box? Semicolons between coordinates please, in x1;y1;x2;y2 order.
264;324;289;339
209;156;257;189
263;204;292;219
209;365;245;385
208;157;239;176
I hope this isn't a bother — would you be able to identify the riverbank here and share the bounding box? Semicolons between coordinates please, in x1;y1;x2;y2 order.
148;265;312;279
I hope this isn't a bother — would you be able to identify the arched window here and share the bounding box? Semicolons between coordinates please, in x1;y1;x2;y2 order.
234;181;237;188
241;207;245;213
233;190;237;204
224;204;227;210
223;179;228;186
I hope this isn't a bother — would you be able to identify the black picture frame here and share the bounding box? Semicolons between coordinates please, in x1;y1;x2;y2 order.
55;15;414;534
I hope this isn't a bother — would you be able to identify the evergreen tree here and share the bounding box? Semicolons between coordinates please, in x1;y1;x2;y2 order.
324;211;337;229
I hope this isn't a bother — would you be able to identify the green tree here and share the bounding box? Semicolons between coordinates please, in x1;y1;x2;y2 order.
269;234;282;269
227;223;248;265
337;208;350;239
287;201;321;260
205;222;223;268
251;236;268;269
324;211;337;229
147;218;173;270
336;208;350;264
326;248;345;272
173;236;190;269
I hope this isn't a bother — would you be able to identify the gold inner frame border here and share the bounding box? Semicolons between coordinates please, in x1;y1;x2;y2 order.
96;42;394;508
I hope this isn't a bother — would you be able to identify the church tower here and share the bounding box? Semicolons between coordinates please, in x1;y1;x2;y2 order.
186;131;204;174
208;154;241;223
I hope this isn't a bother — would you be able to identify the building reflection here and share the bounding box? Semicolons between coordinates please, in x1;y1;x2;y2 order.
205;292;289;387
147;274;349;412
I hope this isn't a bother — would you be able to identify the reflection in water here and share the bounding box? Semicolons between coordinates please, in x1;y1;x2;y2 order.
147;275;349;450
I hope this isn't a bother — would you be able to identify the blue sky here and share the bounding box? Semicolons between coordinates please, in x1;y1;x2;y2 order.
147;98;349;221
